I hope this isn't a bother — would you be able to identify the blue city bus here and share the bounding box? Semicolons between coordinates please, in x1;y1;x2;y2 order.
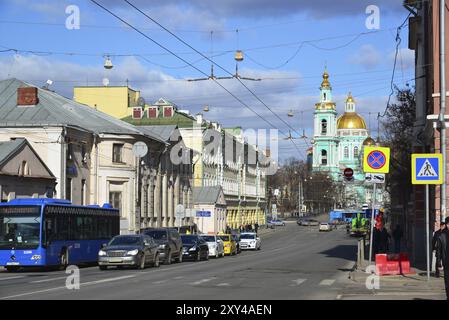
0;198;119;271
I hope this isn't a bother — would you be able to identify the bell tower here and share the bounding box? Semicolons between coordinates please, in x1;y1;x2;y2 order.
312;68;338;175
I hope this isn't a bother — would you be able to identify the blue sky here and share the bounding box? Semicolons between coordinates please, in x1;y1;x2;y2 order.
0;0;413;160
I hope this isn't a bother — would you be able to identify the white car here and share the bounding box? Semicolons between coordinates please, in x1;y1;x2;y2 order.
319;222;332;232
239;232;261;250
200;235;225;258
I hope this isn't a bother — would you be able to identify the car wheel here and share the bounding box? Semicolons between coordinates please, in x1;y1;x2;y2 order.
165;251;172;265
99;265;107;271
177;252;183;263
196;252;201;262
215;251;219;258
153;254;160;268
138;253;146;269
205;252;209;261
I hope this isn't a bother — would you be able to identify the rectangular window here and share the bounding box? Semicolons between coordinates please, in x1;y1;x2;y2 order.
109;191;122;217
112;144;123;163
164;107;173;117
148;108;157;118
66;178;72;201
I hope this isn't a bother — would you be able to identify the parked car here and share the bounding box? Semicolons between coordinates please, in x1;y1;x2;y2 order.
270;219;286;226
265;220;275;229
98;234;160;270
239;232;261;250
200;234;225;258
299;219;320;226
319;222;332;232
180;235;209;261
141;228;183;264
218;234;237;255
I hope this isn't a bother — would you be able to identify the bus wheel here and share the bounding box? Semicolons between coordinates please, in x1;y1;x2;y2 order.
99;265;107;271
5;266;19;272
59;250;68;270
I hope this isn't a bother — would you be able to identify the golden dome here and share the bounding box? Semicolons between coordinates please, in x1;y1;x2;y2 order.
337;112;367;129
363;137;376;146
321;69;331;88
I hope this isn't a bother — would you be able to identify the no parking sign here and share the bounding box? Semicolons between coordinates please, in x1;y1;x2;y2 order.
363;146;390;174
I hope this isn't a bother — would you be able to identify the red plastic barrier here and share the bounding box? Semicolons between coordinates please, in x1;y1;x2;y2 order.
375;253;414;276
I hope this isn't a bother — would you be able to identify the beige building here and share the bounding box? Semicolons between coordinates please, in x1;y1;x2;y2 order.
0;138;56;201
0;79;194;234
193;186;227;234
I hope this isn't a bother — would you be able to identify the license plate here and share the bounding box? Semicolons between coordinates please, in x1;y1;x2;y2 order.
109;258;122;263
6;262;19;266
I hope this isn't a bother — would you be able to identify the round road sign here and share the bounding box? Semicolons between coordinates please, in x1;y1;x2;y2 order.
132;141;148;158
367;150;386;170
343;168;354;178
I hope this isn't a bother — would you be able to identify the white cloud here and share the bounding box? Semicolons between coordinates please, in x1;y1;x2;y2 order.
349;44;381;70
389;48;415;71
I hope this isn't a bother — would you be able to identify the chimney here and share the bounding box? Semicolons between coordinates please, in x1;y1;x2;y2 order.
17;87;39;106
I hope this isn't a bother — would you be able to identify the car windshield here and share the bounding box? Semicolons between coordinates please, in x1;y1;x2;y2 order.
201;236;216;242
145;230;167;240
0;206;41;249
240;234;256;240
181;235;198;244
218;235;230;242
109;236;141;246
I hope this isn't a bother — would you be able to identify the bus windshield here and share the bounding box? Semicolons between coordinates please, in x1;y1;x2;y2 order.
0;207;41;249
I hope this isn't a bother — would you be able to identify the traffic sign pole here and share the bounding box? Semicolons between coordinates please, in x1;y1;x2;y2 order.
426;184;430;281
368;183;376;267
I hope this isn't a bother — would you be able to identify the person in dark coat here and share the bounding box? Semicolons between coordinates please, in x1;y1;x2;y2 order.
374;225;390;254
392;224;403;253
254;223;259;235
433;222;447;278
437;217;449;299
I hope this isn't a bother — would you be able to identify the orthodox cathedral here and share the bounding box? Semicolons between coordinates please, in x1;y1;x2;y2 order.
311;69;376;207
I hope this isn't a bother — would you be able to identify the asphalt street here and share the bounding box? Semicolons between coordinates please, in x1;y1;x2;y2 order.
0;219;358;300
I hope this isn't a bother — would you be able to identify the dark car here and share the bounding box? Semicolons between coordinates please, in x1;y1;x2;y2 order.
181;235;209;261
141;228;183;264
98;234;160;270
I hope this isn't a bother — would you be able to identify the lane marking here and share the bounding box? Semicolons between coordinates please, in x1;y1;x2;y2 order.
153;280;167;284
319;279;336;286
31;276;67;284
216;283;231;287
0;276;24;281
190;278;215;286
290;278;306;286
0;275;136;300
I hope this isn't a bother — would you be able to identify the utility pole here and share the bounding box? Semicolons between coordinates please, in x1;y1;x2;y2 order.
440;0;447;221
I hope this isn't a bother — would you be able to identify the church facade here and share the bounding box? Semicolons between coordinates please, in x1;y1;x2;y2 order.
311;70;375;208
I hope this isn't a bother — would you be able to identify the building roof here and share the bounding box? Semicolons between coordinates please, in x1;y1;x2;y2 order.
0;78;166;144
193;186;225;205
337;112;367;130
139;125;177;142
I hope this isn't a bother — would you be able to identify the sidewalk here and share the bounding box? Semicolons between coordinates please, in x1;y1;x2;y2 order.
337;260;446;300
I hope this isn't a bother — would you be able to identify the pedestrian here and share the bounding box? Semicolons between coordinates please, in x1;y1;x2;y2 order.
433;222;446;278
392;224;403;254
255;223;259;235
436;217;449;299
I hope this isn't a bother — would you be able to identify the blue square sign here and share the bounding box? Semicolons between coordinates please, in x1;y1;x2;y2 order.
412;154;443;184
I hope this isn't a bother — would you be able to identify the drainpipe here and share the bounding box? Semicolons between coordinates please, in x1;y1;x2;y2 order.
94;135;99;204
440;0;447;221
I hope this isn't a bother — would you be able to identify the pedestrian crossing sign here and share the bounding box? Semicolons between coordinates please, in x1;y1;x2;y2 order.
411;154;443;184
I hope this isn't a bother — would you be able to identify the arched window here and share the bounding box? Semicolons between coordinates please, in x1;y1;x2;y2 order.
321;150;328;165
344;146;349;159
18;161;28;176
323;92;327;101
354;146;359;158
321;119;327;135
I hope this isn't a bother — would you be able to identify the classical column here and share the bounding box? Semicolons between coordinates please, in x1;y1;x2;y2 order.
154;172;162;227
168;175;174;227
148;173;154;227
174;173;180;225
162;173;168;227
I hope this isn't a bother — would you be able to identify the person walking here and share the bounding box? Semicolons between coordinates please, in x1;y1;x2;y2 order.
437;217;449;299
433;222;446;278
254;223;259;235
392;224;403;254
